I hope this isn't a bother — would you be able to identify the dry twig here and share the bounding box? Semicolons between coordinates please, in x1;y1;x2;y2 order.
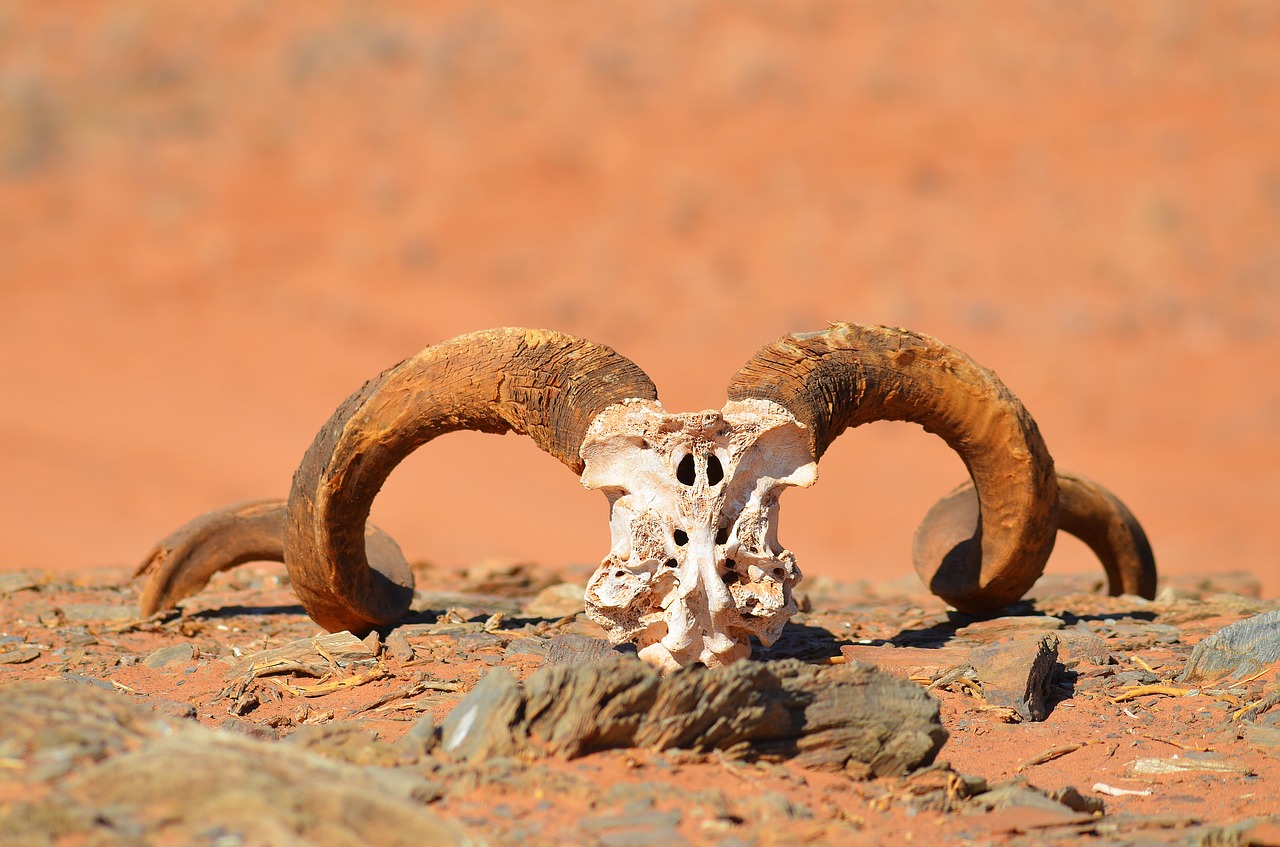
1016;739;1103;772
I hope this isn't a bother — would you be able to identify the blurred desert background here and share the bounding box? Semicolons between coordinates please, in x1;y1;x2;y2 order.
2;2;1278;597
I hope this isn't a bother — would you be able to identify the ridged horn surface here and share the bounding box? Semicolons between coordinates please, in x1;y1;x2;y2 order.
727;323;1058;612
285;327;658;633
136;499;405;618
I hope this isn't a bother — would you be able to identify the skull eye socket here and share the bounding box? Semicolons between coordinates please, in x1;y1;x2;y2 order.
676;453;696;486
706;454;724;486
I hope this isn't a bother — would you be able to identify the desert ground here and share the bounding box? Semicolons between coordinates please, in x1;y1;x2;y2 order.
3;3;1280;845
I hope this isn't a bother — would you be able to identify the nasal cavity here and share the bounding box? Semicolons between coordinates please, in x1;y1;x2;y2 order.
706;454;724;486
673;529;688;546
676;453;696;486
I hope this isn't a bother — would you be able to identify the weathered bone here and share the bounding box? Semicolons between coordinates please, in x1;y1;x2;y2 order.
580;398;817;672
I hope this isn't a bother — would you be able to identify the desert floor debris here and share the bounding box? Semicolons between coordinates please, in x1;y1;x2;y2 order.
2;560;1280;846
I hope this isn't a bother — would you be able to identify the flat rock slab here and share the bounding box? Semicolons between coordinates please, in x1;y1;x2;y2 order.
841;643;970;680
954;616;1064;642
1180;610;1280;684
142;643;195;669
440;657;947;777
58;603;140;623
0;647;40;664
524;583;589;618
843;634;1061;722
546;633;621;665
0;572;38;595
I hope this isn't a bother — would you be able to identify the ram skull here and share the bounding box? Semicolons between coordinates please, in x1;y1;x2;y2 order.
579;398;816;671
138;325;1157;672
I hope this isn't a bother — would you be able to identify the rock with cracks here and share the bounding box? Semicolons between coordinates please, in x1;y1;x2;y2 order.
440;657;947;777
1180;609;1280;684
969;634;1061;722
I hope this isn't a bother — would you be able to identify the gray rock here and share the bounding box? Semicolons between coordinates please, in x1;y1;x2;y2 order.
142;642;195;669
0;681;471;847
0;647;40;664
1180;610;1280;684
546;633;620;665
970;634;1060;722
0;572;37;595
438;658;946;776
58;603;138;623
503;637;548;658
439;666;523;760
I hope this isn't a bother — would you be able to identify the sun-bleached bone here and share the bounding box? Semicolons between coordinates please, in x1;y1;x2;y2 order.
580;398;817;672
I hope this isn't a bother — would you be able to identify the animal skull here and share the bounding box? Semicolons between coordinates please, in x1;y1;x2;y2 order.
580;398;817;671
137;325;1157;674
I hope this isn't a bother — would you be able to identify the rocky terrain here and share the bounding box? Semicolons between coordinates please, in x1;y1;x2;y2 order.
3;562;1279;846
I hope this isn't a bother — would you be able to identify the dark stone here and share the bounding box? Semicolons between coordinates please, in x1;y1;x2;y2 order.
1051;785;1105;814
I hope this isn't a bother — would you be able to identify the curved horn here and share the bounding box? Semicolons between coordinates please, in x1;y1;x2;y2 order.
913;470;1157;604
286;327;657;633
138;328;657;633
136;499;405;617
137;500;288;616
1056;472;1156;598
727;323;1058;612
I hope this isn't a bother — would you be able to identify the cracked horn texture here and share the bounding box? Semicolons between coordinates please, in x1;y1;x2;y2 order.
283;327;658;634
727;323;1060;613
